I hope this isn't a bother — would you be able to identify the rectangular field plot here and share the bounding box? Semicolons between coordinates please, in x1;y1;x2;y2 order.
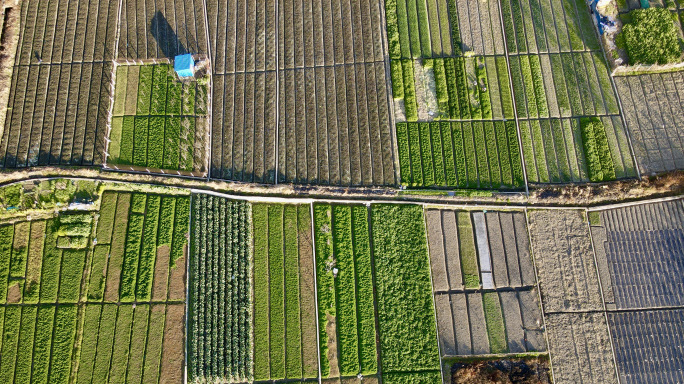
386;0;456;58
590;199;684;310
527;209;603;312
313;204;378;379
370;204;440;375
188;194;252;382
278;64;396;186
521;116;636;183
210;72;277;183
14;0;120;65
393;56;515;121
500;0;601;54
426;209;536;291
434;290;545;356
253;203;319;381
449;0;506;55
118;0;208;60
608;309;684;384
0;62;113;168
615;72;684;174
396;121;524;189
545;312;618;384
0;189;189;384
509;52;619;119
107;64;209;176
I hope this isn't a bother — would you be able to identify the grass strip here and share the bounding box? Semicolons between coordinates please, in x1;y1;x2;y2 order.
441;122;458;186
136;194;160;300
390;60;404;99
420;123;435;186
408;123;424;186
252;204;270;381
457;212;479;288
431;122;446;186
49;305;78;384
483;293;508;354
402;60;418;121
268;205;285;380
284;205;303;378
352;206;377;375
31;306;55;384
396;123;412;186
313;204;334;378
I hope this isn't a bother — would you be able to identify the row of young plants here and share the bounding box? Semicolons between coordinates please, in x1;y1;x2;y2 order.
314;204;378;379
252;203;319;381
109;115;196;171
188;194;251;382
396;121;524;189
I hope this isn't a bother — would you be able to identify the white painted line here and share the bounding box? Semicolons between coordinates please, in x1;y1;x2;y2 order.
472;212;492;273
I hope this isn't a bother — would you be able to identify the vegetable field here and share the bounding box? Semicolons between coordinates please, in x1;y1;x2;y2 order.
314;204;378;379
118;0;209;60
386;0;455;58
396;121;524;189
252;203;319;381
188;194;251;382
0;189;190;384
371;204;440;376
108;64;208;175
520;116;635;183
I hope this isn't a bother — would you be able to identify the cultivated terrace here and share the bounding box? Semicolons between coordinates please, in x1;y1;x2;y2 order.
0;1;682;384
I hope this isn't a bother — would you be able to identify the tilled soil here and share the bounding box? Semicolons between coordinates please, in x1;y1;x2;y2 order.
451;358;551;384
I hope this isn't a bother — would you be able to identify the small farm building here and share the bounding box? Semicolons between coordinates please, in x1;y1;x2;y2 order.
174;54;195;78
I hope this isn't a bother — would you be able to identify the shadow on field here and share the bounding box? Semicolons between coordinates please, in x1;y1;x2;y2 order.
150;11;187;58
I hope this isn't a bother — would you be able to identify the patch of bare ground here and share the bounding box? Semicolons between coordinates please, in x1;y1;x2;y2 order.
529;171;684;206
326;313;340;378
167;245;186;301
151;245;169;301
451;358;551;384
0;2;19;140
6;282;20;302
413;60;439;121
159;304;185;383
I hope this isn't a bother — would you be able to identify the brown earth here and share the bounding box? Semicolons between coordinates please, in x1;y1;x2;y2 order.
151;245;169;301
0;2;19;141
451;358;551;384
166;244;186;301
326;313;340;378
6;282;20;302
159;304;184;383
298;205;319;377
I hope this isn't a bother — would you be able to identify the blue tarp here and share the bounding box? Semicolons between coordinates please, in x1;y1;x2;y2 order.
174;54;194;77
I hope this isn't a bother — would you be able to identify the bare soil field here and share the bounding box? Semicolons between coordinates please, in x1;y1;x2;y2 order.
615;73;684;175
119;0;208;60
527;209;603;312
590;198;684;310
13;0;119;64
0;62;113;168
545;312;617;384
450;357;551;384
608;309;684;384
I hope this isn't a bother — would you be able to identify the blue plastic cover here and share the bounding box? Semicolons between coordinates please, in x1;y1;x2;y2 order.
174;54;194;77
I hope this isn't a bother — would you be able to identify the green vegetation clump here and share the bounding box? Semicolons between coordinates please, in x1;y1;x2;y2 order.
621;8;682;64
580;117;616;182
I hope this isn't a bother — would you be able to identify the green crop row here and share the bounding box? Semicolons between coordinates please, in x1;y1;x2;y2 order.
120;213;144;302
476;58;492;119
401;60;418;121
252;204;270;381
50;305;79;384
189;194;251;382
580;117;616;182
445;0;462;54
137;65;154;115
458;212;480;288
483;293;508;353
390;60;404;99
268;205;286;380
284;205;302;378
371;204;439;372
136;194;160;300
383;371;442;383
386;0;402;59
147;116;165;169
396;122;524;189
151;65;168;114
314;204;335;377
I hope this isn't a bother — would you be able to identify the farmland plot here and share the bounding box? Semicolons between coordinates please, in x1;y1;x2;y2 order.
527;209;603;312
277;64;396;186
614;72;684;174
608;309;684;384
450;0;506;55
386;0;455;58
314;204;378;379
107;64;209;176
396;121;524;189
520;116;636;183
545;312;618;384
118;0;208;61
0;189;189;384
371;204;440;376
426;209;545;357
13;0;120;64
500;0;601;53
0;62;113;168
253;203;319;381
188;194;251;382
211;72;277;183
589;199;684;310
509;53;619;119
